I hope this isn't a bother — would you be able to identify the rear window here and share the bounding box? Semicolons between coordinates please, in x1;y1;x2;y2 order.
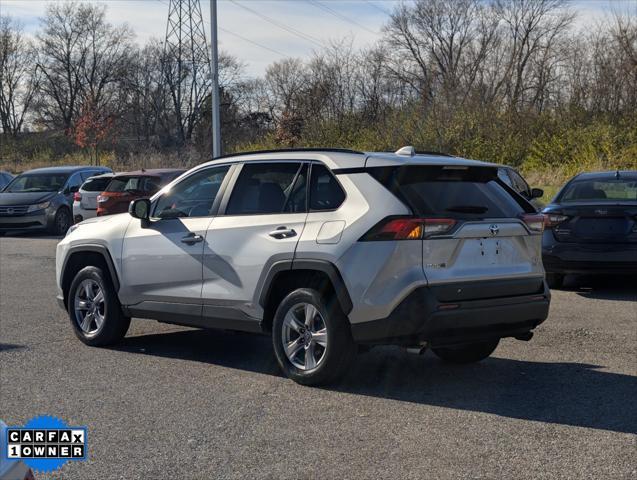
369;166;527;218
82;177;112;192
559;178;637;203
106;176;161;194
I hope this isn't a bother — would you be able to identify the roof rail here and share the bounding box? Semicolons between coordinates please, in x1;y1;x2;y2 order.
415;150;454;157
214;147;364;160
394;146;454;157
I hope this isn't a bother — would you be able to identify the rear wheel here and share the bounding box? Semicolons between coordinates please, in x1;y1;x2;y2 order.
546;273;564;289
272;288;355;386
67;266;130;346
432;339;499;364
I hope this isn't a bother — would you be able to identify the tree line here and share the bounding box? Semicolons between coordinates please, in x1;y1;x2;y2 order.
1;0;636;178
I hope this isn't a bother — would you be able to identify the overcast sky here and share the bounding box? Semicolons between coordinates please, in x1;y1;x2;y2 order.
2;0;635;77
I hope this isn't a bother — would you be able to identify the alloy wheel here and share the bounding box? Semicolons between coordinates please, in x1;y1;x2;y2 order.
73;279;106;335
281;302;328;371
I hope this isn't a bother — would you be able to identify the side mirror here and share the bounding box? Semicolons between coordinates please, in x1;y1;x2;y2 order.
129;198;151;226
530;188;544;199
65;185;79;194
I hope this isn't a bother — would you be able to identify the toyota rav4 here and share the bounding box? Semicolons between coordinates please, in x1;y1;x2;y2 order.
56;148;550;385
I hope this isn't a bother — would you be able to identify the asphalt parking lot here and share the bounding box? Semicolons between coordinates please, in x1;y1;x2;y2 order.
1;234;636;479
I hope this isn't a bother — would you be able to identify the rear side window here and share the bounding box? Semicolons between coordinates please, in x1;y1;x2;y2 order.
310;164;345;211
226;162;305;215
82;177;112;192
369;166;526;218
106;176;159;194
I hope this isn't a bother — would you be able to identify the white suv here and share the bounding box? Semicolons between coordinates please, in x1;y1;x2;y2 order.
56;148;550;385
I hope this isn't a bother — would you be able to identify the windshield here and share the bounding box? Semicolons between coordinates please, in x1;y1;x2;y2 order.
559;178;637;203
5;173;69;193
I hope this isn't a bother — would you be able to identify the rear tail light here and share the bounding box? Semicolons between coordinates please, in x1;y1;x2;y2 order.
361;217;456;241
544;213;569;228
73;192;81;202
520;213;545;232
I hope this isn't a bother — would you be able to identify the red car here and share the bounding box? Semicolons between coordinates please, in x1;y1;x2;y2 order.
96;169;185;216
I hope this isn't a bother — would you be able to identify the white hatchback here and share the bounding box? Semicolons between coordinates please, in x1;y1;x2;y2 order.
72;173;114;223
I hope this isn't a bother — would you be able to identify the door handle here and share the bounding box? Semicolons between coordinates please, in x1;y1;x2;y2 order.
268;227;297;239
181;233;204;245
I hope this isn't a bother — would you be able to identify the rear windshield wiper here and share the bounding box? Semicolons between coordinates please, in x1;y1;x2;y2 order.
445;205;489;214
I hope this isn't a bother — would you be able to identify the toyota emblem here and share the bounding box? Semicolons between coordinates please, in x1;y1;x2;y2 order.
6;208;14;215
489;224;500;236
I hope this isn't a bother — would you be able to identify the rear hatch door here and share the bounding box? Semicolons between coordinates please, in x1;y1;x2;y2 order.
368;164;544;299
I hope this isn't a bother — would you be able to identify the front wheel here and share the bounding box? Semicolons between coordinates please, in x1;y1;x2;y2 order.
67;266;130;346
432;339;499;364
272;288;355;386
50;207;71;236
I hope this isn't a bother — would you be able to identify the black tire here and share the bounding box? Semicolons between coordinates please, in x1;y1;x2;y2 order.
546;273;564;289
67;266;130;346
272;288;355;386
432;339;499;364
50;207;72;236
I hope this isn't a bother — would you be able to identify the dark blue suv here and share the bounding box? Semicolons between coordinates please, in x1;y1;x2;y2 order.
0;166;111;236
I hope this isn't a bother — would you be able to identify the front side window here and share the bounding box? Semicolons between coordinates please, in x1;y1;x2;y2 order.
226;162;305;215
6;173;69;193
154;165;230;219
508;169;531;197
66;173;83;192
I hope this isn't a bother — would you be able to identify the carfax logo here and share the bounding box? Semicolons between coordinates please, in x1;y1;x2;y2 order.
4;415;88;474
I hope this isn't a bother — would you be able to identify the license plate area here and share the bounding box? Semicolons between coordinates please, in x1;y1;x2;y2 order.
476;238;504;265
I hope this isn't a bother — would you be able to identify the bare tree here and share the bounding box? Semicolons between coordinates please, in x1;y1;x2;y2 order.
0;16;39;136
36;2;135;132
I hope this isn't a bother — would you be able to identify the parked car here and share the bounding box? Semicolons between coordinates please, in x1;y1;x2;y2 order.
73;172;115;223
96;169;185;217
56;147;550;386
0;171;14;191
0;166;111;236
542;170;637;288
0;420;34;480
497;166;544;206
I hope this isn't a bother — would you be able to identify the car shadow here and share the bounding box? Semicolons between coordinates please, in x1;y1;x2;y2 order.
0;343;25;352
560;274;637;302
1;231;62;240
112;329;637;435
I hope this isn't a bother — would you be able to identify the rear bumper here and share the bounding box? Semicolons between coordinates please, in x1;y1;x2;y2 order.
350;279;550;346
543;241;637;274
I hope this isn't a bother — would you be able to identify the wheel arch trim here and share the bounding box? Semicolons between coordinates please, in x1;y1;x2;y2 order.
61;244;120;295
258;259;353;315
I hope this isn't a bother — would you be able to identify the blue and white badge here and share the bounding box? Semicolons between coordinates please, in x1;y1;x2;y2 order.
2;415;88;474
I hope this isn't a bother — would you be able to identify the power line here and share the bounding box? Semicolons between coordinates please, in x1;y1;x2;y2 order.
363;0;392;17
308;0;378;35
228;0;326;49
218;27;286;56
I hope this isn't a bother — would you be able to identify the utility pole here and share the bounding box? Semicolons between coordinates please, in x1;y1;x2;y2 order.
209;0;221;158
